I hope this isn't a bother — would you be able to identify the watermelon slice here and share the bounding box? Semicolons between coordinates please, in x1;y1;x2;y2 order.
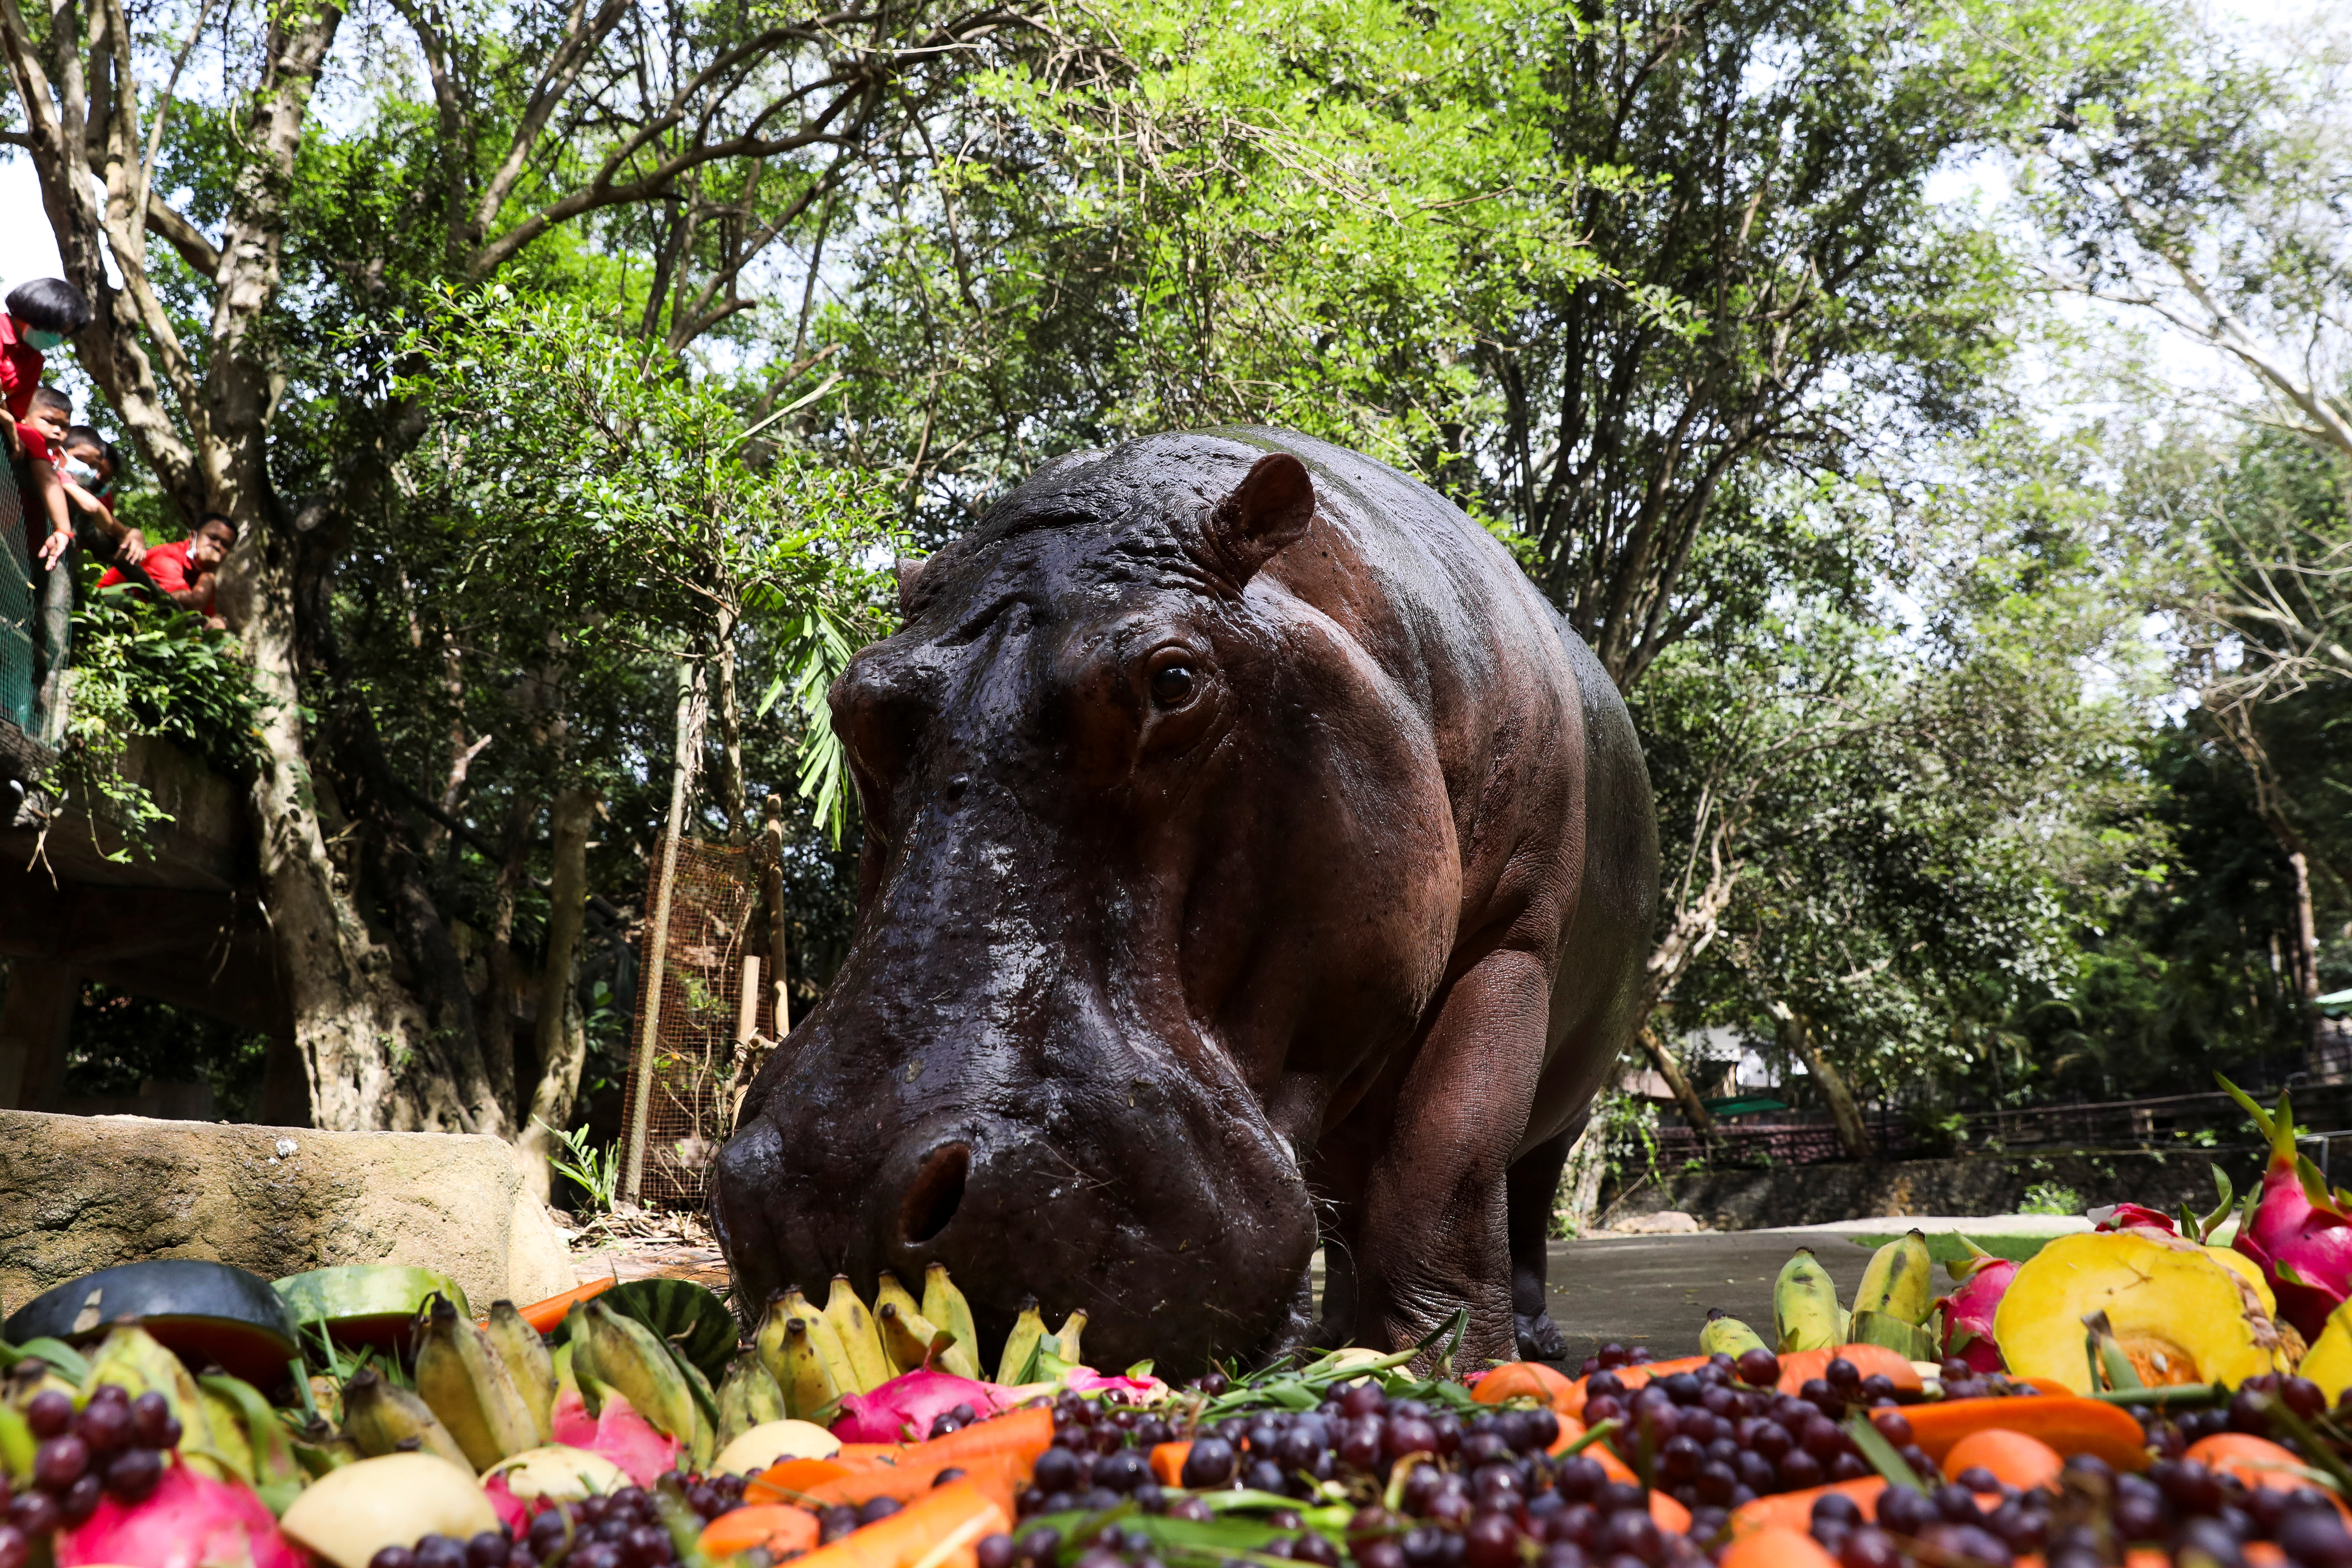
5;1260;300;1385
273;1265;470;1355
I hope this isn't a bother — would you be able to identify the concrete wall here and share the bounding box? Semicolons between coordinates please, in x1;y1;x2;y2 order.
1601;1145;2269;1230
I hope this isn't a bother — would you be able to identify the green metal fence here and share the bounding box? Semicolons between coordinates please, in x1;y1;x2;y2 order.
2;450;35;732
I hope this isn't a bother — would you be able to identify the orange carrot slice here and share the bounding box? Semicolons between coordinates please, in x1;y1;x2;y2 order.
1727;1479;1886;1539
1547;1417;1587;1457
749;1457;857;1499
516;1277;617;1334
700;1503;821;1558
1475;1363;1580;1408
781;1478;1010;1568
1904;1397;2148;1472
1719;1524;1840;1568
1944;1429;2063;1493
2186;1435;2352;1519
1150;1441;1192;1488
1774;1346;1924;1396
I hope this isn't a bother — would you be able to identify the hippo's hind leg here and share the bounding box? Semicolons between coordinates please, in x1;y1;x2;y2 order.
1506;1123;1577;1362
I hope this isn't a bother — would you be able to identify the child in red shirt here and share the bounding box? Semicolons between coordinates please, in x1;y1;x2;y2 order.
98;514;235;627
59;425;145;567
18;386;77;571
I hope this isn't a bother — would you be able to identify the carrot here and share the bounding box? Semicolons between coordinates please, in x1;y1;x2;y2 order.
1903;1397;2148;1473
1773;1346;1924;1397
1719;1524;1840;1568
1474;1363;1579;1408
1944;1429;2063;1494
1547;1417;1587;1457
802;1448;1030;1519
699;1503;821;1558
2186;1434;2352;1518
1727;1479;1885;1540
1150;1441;1192;1488
748;1457;857;1500
514;1276;616;1334
1584;1436;1692;1533
781;1478;1010;1568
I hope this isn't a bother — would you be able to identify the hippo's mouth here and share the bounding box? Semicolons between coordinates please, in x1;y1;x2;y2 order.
713;1087;1316;1377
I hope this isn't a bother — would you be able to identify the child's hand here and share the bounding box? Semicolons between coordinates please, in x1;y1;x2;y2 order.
37;528;71;570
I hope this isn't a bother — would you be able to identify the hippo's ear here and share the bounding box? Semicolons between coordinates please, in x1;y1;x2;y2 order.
895;556;927;616
1204;452;1315;586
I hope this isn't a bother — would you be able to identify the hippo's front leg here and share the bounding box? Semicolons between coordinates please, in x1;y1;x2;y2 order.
1351;948;1552;1366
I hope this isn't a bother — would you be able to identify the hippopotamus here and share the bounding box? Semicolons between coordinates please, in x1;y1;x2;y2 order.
712;428;1657;1375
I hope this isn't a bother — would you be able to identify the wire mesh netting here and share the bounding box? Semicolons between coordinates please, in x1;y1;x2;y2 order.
2;453;34;731
620;835;780;1211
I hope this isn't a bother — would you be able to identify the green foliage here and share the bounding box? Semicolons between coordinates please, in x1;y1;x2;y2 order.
2019;1183;2084;1217
542;1121;622;1213
57;589;268;857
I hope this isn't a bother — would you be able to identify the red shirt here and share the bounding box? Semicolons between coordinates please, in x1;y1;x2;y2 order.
0;314;44;421
16;421;51;463
100;538;212;614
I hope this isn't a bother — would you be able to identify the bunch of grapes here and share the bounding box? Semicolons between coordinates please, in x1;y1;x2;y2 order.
376;1476;752;1568
1;1377;179;1560
1582;1354;1936;1510
1800;1453;2352;1568
368;1528;521;1568
1575;1344;1661;1379
1928;1360;2041;1405
2133;1373;2331;1453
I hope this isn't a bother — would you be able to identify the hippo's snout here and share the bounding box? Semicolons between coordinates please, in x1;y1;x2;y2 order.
897;1140;971;1245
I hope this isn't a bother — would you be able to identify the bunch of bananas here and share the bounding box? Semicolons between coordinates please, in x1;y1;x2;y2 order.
1699;1230;1944;1362
751;1264;1088;1421
343;1296;564;1473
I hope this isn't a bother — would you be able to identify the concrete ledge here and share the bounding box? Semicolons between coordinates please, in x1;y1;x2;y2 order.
0;1109;575;1318
1603;1147;2268;1232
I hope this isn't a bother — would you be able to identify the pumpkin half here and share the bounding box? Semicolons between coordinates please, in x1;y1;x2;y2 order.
1994;1231;2293;1394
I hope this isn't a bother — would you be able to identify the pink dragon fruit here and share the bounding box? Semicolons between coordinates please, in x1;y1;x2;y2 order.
831;1367;1011;1442
56;1457;306;1568
2223;1075;2352;1339
551;1385;683;1485
1937;1245;2018;1374
1057;1367;1168;1401
2089;1203;2178;1233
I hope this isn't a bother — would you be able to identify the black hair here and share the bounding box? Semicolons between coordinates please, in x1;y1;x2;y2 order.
28;385;71;418
199;512;238;538
6;278;93;334
63;424;106;454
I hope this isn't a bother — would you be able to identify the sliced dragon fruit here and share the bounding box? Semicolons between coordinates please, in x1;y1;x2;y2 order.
550;1385;682;1486
831;1368;1011;1443
55;1457;306;1568
1936;1241;2018;1375
2223;1075;2352;1340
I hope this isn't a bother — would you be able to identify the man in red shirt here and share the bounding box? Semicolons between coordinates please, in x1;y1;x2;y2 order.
99;514;236;627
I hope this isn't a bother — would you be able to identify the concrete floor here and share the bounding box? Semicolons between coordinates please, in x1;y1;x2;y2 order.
1539;1230;1883;1364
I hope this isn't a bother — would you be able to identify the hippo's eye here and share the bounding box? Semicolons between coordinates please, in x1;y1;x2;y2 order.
1149;663;1196;708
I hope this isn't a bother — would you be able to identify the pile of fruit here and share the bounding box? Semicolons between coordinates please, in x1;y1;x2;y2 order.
9;1074;2352;1566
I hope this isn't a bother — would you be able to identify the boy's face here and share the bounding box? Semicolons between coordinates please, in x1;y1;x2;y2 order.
188;521;235;571
64;443;110;486
25;405;68;444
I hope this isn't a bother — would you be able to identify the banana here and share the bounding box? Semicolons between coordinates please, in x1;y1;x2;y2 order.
775;1318;844;1422
1053;1310;1087;1369
716;1353;789;1445
822;1276;892;1394
875;1272;924;1336
923;1264;986;1381
290;1415;361;1477
1852;1230;1936;1326
483;1300;557;1444
571;1300;703;1452
414;1293;541;1471
877;1301;956;1375
340;1366;473;1472
198;1373;306;1512
779;1286;863;1402
193;1380;259;1482
996;1298;1046;1386
1697;1311;1769;1361
1773;1249;1843;1354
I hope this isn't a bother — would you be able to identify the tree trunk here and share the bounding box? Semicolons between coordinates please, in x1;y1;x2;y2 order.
519;784;594;1203
1553;1120;1610;1237
712;601;747;841
479;793;537;1123
1636;1024;1715;1138
1769;999;1871;1160
622;660;704;1204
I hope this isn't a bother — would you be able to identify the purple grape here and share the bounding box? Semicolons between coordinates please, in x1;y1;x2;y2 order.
413;1537;467;1568
0;1523;26;1568
368;1550;417;1568
101;1447;162;1504
34;1435;90;1491
25;1393;73;1442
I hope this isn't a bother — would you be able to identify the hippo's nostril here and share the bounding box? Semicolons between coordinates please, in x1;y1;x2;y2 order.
901;1141;970;1244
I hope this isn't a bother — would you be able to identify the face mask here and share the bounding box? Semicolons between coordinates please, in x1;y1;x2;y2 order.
64;457;99;482
23;328;66;351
